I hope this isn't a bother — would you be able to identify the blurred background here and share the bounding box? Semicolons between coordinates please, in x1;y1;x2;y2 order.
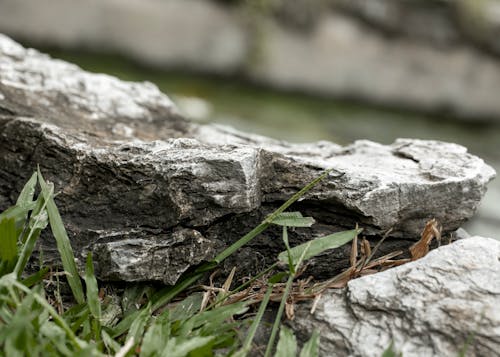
0;0;498;237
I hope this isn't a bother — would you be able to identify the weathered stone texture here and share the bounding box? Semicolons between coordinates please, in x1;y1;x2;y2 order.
0;35;495;283
290;236;500;357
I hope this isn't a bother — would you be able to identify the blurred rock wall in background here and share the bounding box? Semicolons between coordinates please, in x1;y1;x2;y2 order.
2;0;500;120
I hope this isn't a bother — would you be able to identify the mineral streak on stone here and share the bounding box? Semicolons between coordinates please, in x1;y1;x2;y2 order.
290;237;500;357
0;35;496;283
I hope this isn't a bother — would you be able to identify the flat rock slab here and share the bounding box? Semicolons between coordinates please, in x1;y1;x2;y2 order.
0;34;495;283
290;236;500;357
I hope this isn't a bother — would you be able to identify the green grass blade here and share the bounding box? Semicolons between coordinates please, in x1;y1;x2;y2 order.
265;241;311;357
215;169;335;264
21;267;50;288
69;308;91;334
188;301;248;331
140;313;170;357
121;285;154;316
381;342;401;357
163;336;215;357
84;253;101;320
299;330;320;357
169;292;203;322
270;212;315;228
278;229;361;266
0;274;84;350
0;205;35;224
264;170;336;224
281;226;294;273
126;303;151;348
101;329;121;355
14;194;49;278
206;262;279;311
264;274;294;357
84;252;102;343
0;172;37;227
110;309;142;338
15;172;37;209
40;321;75;356
214;222;269;264
275;326;297;357
237;283;274;357
37;168;85;304
0;218;17;264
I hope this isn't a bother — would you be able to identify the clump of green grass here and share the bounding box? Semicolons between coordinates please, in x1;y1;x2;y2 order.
0;169;359;356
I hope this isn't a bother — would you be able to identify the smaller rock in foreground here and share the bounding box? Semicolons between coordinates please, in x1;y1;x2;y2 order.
290;236;500;357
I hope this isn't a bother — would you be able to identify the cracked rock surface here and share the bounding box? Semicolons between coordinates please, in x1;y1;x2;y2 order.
290;236;500;357
0;34;495;283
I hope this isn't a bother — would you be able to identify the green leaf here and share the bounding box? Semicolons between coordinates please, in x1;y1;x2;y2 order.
0;172;38;234
0;217;17;263
268;272;288;284
281;226;294;272
278;229;361;266
271;212;315;228
21;267;50;288
173;301;247;344
15;172;38;209
381;342;402;357
110;308;141;338
299;330;320;357
0;206;25;224
237;283;274;357
122;284;152;314
140;313;170;357
14;194;49;278
84;253;101;320
163;336;215;357
170;292;203;322
126;303;151;347
189;302;248;331
37;168;85;304
265;242;311;357
275;327;297;357
0;273;85;351
101;329;121;355
84;252;101;343
40;321;74;356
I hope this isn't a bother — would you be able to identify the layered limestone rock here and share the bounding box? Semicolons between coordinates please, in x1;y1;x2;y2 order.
290;236;500;357
0;35;495;283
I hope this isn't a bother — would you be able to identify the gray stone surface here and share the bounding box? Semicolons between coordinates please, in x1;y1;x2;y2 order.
91;228;215;285
2;0;500;120
290;236;500;357
0;35;495;283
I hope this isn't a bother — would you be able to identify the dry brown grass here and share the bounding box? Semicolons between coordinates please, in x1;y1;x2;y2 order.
199;219;444;319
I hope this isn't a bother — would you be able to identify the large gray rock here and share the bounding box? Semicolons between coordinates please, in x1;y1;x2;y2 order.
2;0;500;120
290;236;500;357
0;35;495;283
